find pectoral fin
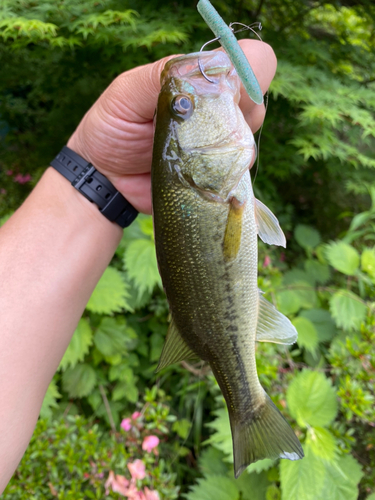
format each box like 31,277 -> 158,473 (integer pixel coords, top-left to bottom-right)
156,318 -> 197,372
255,199 -> 286,247
223,199 -> 245,261
256,290 -> 298,345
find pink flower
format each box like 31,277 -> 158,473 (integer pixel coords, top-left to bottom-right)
14,173 -> 31,184
6,170 -> 13,175
121,418 -> 132,431
132,411 -> 141,420
126,483 -> 146,499
142,435 -> 159,453
128,459 -> 146,480
105,471 -> 130,496
263,255 -> 271,267
144,487 -> 160,500
0,188 -> 6,195
142,436 -> 159,453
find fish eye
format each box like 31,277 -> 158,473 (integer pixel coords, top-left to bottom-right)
171,95 -> 193,118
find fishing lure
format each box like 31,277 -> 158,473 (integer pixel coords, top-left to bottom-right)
197,0 -> 264,105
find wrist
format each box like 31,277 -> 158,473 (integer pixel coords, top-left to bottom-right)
50,145 -> 138,228
43,166 -> 123,238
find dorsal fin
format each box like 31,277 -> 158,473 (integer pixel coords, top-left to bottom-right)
156,317 -> 197,372
256,290 -> 297,345
255,198 -> 286,247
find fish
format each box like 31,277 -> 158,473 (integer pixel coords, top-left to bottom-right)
151,50 -> 304,478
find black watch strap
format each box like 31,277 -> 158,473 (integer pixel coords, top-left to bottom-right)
50,146 -> 138,228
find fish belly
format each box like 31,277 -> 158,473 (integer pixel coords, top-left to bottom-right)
153,170 -> 263,415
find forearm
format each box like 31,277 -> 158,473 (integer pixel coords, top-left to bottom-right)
0,167 -> 122,491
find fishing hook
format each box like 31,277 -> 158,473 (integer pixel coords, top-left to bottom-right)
198,22 -> 263,85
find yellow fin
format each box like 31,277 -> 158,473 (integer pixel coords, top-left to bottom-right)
223,200 -> 245,261
156,317 -> 197,372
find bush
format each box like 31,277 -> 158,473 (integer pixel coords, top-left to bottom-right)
4,388 -> 180,499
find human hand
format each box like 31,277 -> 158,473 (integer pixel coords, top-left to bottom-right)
67,40 -> 277,214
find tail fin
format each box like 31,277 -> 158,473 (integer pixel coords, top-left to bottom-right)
231,392 -> 304,478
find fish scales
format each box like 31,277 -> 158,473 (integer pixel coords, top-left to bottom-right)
152,50 -> 304,477
155,170 -> 261,412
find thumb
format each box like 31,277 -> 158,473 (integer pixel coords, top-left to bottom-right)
99,54 -> 182,124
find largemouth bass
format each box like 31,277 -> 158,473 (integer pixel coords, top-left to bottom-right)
151,51 -> 304,477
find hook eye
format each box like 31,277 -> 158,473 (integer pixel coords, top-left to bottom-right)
171,95 -> 193,118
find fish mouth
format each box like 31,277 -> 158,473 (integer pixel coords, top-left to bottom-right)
190,132 -> 255,154
161,51 -> 235,91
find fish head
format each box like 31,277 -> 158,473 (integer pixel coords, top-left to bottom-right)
154,51 -> 256,200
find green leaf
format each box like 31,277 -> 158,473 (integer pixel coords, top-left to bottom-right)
330,290 -> 367,331
112,381 -> 138,403
124,238 -> 162,295
294,225 -> 321,249
361,247 -> 375,278
40,380 -> 61,419
325,242 -> 360,275
306,427 -> 337,461
59,318 -> 93,371
0,212 -> 12,226
266,484 -> 281,500
186,475 -> 240,500
275,289 -> 302,315
62,363 -> 97,398
280,444 -> 326,500
172,419 -> 191,439
86,267 -> 130,314
94,317 -> 132,357
300,309 -> 336,342
304,260 -> 331,285
322,454 -> 363,500
139,215 -> 154,237
287,369 -> 338,428
292,316 -> 319,353
247,458 -> 275,474
237,470 -> 270,500
199,447 -> 229,476
283,269 -> 315,286
206,408 -> 233,461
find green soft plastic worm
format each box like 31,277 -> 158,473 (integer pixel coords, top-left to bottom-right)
197,0 -> 263,105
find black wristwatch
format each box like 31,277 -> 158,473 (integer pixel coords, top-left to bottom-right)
50,146 -> 138,228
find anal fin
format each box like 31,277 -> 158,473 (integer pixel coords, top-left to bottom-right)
256,290 -> 298,345
156,318 -> 197,372
255,198 -> 286,247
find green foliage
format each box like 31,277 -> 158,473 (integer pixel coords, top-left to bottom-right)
86,266 -> 130,314
287,370 -> 338,428
5,390 -> 180,499
325,241 -> 360,275
291,317 -> 319,353
305,427 -> 337,461
280,444 -> 326,500
185,475 -> 240,500
40,379 -> 61,419
330,290 -> 367,331
294,225 -> 321,250
62,363 -> 97,398
59,318 -> 93,371
124,235 -> 162,296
